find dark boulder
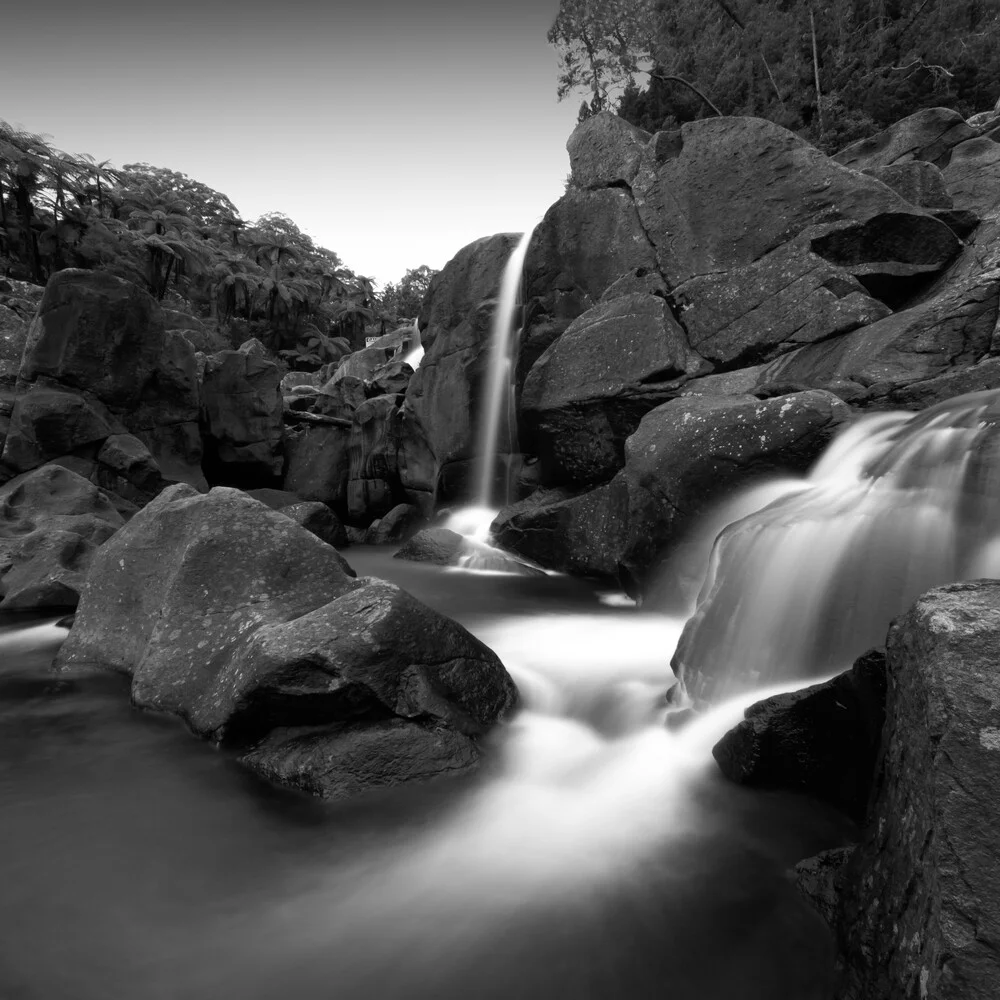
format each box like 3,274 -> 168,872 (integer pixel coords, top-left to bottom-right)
200,338 -> 284,484
0,465 -> 124,610
365,502 -> 424,545
283,421 -> 352,512
279,500 -> 348,548
712,649 -> 887,823
862,161 -> 953,209
347,395 -> 404,520
835,582 -> 1000,1000
55,486 -> 516,798
614,390 -> 850,589
833,107 -> 977,170
941,136 -> 1000,216
394,527 -> 467,566
566,110 -> 651,190
520,293 -> 709,486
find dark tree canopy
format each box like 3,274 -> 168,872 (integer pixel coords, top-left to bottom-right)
550,0 -> 1000,149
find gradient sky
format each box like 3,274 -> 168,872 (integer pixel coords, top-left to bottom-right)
0,0 -> 580,286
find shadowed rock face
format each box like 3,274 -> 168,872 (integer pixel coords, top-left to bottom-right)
55,485 -> 517,798
0,464 -> 124,610
833,582 -> 1000,1000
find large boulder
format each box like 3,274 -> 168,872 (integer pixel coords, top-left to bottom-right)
282,420 -> 352,512
566,111 -> 651,190
0,465 -> 124,610
278,500 -> 348,548
347,395 -> 404,520
941,136 -> 1000,217
490,484 -> 628,581
833,582 -> 1000,1000
614,391 -> 850,589
0,271 -> 204,491
712,649 -> 887,823
833,107 -> 978,171
55,486 -> 517,796
199,338 -> 283,484
631,117 -> 960,287
520,293 -> 709,486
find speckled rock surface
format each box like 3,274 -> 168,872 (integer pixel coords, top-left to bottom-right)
836,581 -> 1000,1000
612,390 -> 850,589
0,465 -> 124,610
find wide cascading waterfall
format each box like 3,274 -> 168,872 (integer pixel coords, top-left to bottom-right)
473,227 -> 535,510
675,389 -> 1000,705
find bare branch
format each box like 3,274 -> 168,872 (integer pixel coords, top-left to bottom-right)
647,72 -> 723,116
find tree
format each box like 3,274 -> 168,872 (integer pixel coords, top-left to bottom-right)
380,264 -> 438,320
550,0 -> 1000,150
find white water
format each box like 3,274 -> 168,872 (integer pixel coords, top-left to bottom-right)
474,228 -> 535,507
677,390 -> 1000,702
401,315 -> 424,368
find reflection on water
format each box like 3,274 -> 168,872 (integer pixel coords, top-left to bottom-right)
0,553 -> 849,1000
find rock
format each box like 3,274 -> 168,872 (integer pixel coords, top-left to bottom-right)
794,847 -> 855,930
365,502 -> 424,545
347,395 -> 403,520
679,365 -> 770,397
55,484 -> 517,797
200,338 -> 284,484
161,308 -> 229,354
521,293 -> 709,486
0,465 -> 124,610
758,272 -> 999,397
566,110 -> 651,189
674,238 -> 892,369
95,433 -> 163,501
241,717 -> 480,800
712,649 -> 887,823
365,359 -> 413,398
1,385 -> 120,473
399,233 -> 520,503
862,161 -> 953,208
615,391 -> 850,590
330,345 -> 392,384
313,374 -> 366,420
490,484 -> 628,581
942,136 -> 1000,216
17,269 -> 165,410
631,116 -> 959,287
833,107 -> 977,170
280,371 -> 323,392
394,527 -> 467,565
0,303 -> 27,390
282,421 -> 352,512
245,487 -> 301,509
836,581 -> 1000,1000
278,500 -> 348,548
885,356 -> 1000,410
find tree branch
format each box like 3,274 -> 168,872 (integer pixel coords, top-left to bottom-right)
648,72 -> 723,117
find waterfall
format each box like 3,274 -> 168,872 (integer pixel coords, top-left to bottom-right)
473,228 -> 535,509
675,389 -> 1000,704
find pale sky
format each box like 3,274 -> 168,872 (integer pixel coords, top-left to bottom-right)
0,0 -> 580,288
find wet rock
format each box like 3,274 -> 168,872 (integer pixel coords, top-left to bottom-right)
394,527 -> 466,565
0,465 -> 124,610
330,345 -> 392,384
241,717 -> 480,800
521,293 -> 709,486
278,500 -> 348,548
614,390 -> 850,590
347,395 -> 403,520
794,847 -> 855,929
365,502 -> 424,545
837,581 -> 1000,1000
567,110 -> 651,190
55,486 -> 516,800
712,649 -> 887,823
490,484 -> 628,582
200,338 -> 284,484
885,357 -> 1000,410
365,359 -> 413,398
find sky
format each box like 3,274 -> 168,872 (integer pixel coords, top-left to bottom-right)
0,0 -> 580,287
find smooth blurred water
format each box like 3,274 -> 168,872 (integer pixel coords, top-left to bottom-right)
0,553 -> 849,1000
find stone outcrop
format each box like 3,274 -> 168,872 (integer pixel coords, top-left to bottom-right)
55,486 -> 517,797
0,464 -> 123,609
612,390 -> 850,589
823,582 -> 1000,1000
0,270 -> 204,492
713,649 -> 887,823
520,293 -> 709,486
278,500 -> 348,548
398,233 -> 520,505
200,338 -> 283,484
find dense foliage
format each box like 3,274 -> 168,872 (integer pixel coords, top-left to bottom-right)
0,121 -> 431,365
549,0 -> 1000,149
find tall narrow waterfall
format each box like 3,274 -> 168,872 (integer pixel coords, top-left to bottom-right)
675,389 -> 1000,704
473,228 -> 535,508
